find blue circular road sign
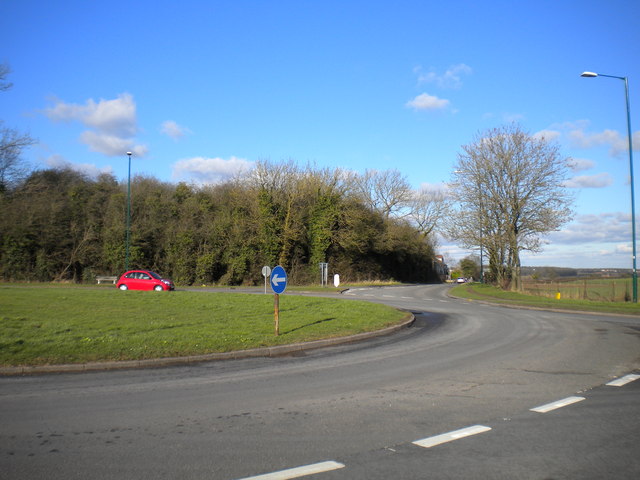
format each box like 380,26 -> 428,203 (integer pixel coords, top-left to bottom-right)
270,265 -> 288,294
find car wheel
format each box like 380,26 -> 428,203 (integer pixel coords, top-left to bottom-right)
119,284 -> 128,290
154,285 -> 164,291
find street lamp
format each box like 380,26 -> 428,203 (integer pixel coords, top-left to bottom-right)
125,151 -> 132,272
581,71 -> 637,302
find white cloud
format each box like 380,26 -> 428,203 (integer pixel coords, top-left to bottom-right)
539,120 -> 639,158
79,131 -> 148,157
568,128 -> 629,156
406,93 -> 450,111
567,157 -> 595,172
549,212 -> 631,245
416,64 -> 472,89
43,93 -> 147,157
45,154 -> 113,178
447,210 -> 637,268
172,156 -> 254,184
564,172 -> 613,188
519,212 -> 635,268
533,129 -> 561,142
161,120 -> 191,140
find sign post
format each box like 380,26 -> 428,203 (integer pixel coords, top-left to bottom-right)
319,262 -> 328,287
261,266 -> 271,294
270,265 -> 287,336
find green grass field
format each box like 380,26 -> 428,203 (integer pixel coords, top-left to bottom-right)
0,286 -> 408,367
451,282 -> 640,315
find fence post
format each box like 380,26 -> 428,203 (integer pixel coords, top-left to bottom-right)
612,281 -> 616,302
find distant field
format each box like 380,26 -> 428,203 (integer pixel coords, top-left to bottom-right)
0,286 -> 408,367
522,277 -> 633,302
452,282 -> 640,315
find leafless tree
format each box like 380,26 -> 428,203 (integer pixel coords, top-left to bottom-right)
0,63 -> 35,190
448,124 -> 574,290
0,64 -> 13,91
407,187 -> 450,237
352,169 -> 413,219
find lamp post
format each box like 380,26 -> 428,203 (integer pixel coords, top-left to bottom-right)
581,71 -> 637,302
125,151 -> 132,272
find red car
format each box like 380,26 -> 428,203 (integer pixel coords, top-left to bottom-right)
116,270 -> 175,291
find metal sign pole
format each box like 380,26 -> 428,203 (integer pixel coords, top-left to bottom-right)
262,266 -> 271,294
274,293 -> 280,336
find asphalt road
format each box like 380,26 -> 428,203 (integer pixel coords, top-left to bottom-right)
1,284 -> 639,479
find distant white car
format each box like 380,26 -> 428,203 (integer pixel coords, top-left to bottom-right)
456,277 -> 466,283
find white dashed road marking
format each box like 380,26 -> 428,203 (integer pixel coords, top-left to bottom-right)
413,425 -> 492,449
237,461 -> 345,480
606,374 -> 640,387
530,396 -> 585,413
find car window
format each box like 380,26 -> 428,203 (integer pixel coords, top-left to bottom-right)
141,273 -> 151,280
149,271 -> 162,279
125,272 -> 135,278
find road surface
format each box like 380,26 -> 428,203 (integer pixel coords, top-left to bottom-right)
1,284 -> 638,479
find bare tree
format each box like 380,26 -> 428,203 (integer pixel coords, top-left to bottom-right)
407,187 -> 450,237
0,64 -> 13,91
448,124 -> 574,289
0,63 -> 35,190
352,169 -> 413,219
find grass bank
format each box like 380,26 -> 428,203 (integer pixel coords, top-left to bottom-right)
0,286 -> 408,367
450,282 -> 640,316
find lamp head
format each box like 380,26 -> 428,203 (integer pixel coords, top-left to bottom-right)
126,151 -> 132,156
581,71 -> 598,78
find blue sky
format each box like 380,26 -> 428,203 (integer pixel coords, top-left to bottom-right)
2,0 -> 639,269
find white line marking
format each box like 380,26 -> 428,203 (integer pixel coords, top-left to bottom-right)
530,396 -> 585,413
238,461 -> 345,480
401,296 -> 413,299
606,374 -> 640,387
413,425 -> 492,449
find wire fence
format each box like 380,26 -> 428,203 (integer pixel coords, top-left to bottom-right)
521,278 -> 633,302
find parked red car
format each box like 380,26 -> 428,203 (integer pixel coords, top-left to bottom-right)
116,270 -> 175,291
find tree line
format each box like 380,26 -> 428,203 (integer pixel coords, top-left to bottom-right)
0,161 -> 442,285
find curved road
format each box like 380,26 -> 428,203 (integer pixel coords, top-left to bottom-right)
1,284 -> 639,479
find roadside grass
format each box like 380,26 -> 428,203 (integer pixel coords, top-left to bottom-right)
0,286 -> 408,367
451,283 -> 640,316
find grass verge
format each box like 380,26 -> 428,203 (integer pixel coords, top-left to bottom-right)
450,283 -> 640,316
0,286 -> 407,367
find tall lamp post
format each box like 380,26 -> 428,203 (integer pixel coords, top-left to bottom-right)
125,151 -> 132,272
581,71 -> 637,302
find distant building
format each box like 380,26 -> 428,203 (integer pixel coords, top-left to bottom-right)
434,255 -> 450,282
